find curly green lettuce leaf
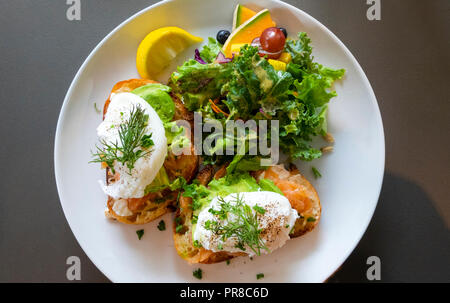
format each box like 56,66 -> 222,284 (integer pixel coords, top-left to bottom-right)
285,32 -> 315,72
223,45 -> 293,119
293,67 -> 345,107
223,45 -> 263,118
199,37 -> 222,63
170,60 -> 232,110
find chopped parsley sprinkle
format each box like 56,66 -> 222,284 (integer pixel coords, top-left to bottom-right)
256,273 -> 264,280
175,217 -> 184,233
94,103 -> 101,114
193,268 -> 203,280
289,226 -> 295,234
193,240 -> 202,248
312,167 -> 322,179
226,260 -> 230,265
176,224 -> 183,233
285,224 -> 290,229
157,220 -> 166,231
136,229 -> 144,240
141,134 -> 154,148
253,204 -> 266,215
307,217 -> 316,222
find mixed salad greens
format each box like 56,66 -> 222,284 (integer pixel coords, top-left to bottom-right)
170,32 -> 345,169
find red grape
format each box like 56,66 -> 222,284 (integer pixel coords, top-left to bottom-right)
252,37 -> 283,59
260,27 -> 286,53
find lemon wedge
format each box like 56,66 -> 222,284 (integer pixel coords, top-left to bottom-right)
136,27 -> 203,79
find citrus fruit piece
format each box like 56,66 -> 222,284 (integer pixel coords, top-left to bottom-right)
136,27 -> 203,79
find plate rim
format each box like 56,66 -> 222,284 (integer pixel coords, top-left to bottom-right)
54,0 -> 385,283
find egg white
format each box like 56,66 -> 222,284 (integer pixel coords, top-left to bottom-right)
194,191 -> 299,256
97,92 -> 167,199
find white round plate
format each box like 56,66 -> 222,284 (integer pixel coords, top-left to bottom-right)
55,0 -> 384,283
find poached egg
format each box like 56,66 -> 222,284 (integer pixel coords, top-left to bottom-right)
193,191 -> 299,256
97,92 -> 167,200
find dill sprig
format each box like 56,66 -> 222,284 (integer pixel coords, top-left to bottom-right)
90,105 -> 154,174
204,194 -> 269,256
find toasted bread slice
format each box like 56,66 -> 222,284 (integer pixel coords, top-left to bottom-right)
173,165 -> 245,263
173,164 -> 321,263
102,79 -> 198,224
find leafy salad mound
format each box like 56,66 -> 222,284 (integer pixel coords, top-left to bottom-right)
170,33 -> 345,167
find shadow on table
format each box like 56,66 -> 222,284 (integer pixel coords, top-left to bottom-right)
329,172 -> 450,283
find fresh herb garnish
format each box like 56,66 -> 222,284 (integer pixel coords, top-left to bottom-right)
182,182 -> 210,211
203,194 -> 269,256
193,240 -> 202,248
289,226 -> 295,234
90,105 -> 152,174
136,229 -> 144,240
256,273 -> 264,280
175,217 -> 183,233
252,204 -> 266,215
193,268 -> 203,280
312,167 -> 322,179
94,102 -> 101,114
157,220 -> 166,231
307,217 -> 316,222
226,260 -> 230,265
141,134 -> 154,148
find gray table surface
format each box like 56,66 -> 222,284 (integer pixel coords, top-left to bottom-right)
0,0 -> 449,283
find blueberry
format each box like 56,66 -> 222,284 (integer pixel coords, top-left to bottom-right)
216,30 -> 231,45
279,27 -> 288,38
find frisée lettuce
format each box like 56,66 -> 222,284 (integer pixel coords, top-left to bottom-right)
170,32 -> 345,164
